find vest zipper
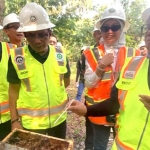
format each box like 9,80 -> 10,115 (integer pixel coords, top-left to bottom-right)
42,65 -> 51,128
136,112 -> 150,150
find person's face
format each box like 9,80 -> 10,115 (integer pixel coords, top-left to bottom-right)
25,29 -> 51,54
93,30 -> 101,44
140,46 -> 147,56
101,19 -> 121,45
145,16 -> 150,53
49,36 -> 57,46
3,23 -> 24,42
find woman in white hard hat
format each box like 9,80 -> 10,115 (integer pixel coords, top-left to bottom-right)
7,2 -> 70,139
69,6 -> 150,150
69,5 -> 139,150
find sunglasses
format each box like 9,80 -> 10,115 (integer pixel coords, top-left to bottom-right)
100,24 -> 121,32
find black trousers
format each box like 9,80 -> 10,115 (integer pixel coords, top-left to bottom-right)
24,120 -> 66,139
0,120 -> 11,141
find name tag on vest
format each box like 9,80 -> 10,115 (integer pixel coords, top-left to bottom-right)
124,71 -> 135,79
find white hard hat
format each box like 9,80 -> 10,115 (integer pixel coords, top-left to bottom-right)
0,25 -> 2,29
17,2 -> 55,32
57,42 -> 62,47
93,26 -> 99,32
142,8 -> 150,24
95,5 -> 129,32
138,41 -> 145,48
3,13 -> 19,28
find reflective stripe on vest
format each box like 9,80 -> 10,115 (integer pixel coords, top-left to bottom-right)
0,102 -> 9,114
15,47 -> 31,92
6,43 -> 17,56
113,135 -> 133,150
18,100 -> 68,117
122,56 -> 145,79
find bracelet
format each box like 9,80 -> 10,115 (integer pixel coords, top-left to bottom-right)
97,65 -> 105,72
11,118 -> 19,124
99,61 -> 106,67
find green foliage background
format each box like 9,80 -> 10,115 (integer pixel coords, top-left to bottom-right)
0,0 -> 148,61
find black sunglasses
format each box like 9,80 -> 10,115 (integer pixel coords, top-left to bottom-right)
100,24 -> 121,32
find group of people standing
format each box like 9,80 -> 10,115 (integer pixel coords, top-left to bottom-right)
70,4 -> 150,150
1,2 -> 150,150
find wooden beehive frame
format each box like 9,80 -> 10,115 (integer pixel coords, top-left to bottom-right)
2,128 -> 74,150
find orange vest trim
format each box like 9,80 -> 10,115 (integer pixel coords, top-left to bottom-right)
84,45 -> 138,125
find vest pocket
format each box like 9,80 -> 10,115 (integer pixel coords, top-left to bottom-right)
18,69 -> 33,79
116,79 -> 137,90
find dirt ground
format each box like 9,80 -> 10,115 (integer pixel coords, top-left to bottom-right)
66,80 -> 114,150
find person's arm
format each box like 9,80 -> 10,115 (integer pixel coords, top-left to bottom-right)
7,57 -> 23,130
9,83 -> 23,130
87,83 -> 119,116
64,57 -> 71,88
68,80 -> 119,116
84,53 -> 114,88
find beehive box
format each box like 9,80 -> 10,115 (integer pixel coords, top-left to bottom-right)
0,129 -> 73,150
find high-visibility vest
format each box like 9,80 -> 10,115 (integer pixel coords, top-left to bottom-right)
84,44 -> 138,125
112,56 -> 150,150
10,45 -> 68,129
0,42 -> 16,124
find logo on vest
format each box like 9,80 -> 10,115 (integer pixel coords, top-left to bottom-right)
15,55 -> 24,65
124,71 -> 135,79
56,52 -> 64,62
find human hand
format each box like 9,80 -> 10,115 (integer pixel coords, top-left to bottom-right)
98,53 -> 114,67
76,82 -> 79,88
68,100 -> 87,116
11,121 -> 23,131
139,94 -> 150,111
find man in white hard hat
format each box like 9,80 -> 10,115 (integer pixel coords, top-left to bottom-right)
49,35 -> 57,46
7,2 -> 70,139
2,13 -> 24,47
138,41 -> 147,56
0,24 -> 17,140
68,6 -> 150,150
93,27 -> 102,47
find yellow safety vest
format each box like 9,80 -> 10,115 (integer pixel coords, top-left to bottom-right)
10,45 -> 68,129
112,56 -> 150,150
0,42 -> 16,124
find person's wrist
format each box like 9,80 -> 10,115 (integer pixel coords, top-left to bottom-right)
99,61 -> 106,68
11,118 -> 19,124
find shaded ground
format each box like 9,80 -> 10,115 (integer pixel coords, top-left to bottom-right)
66,80 -> 114,150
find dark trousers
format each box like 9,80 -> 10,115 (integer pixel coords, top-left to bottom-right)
24,120 -> 66,139
0,120 -> 11,141
91,123 -> 111,150
85,117 -> 94,150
